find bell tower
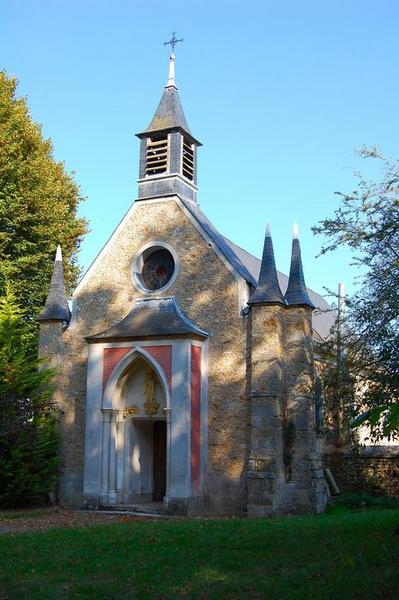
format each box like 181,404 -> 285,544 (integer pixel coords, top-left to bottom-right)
136,47 -> 201,203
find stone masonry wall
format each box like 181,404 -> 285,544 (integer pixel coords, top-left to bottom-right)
38,321 -> 78,502
57,196 -> 249,513
247,305 -> 285,517
247,305 -> 327,516
281,307 -> 326,514
324,453 -> 399,498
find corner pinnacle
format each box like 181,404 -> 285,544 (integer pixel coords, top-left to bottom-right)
284,224 -> 315,309
248,223 -> 285,306
37,246 -> 71,323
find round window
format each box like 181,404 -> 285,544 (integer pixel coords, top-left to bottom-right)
132,244 -> 177,292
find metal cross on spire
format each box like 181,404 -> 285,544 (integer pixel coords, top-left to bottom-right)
164,31 -> 183,52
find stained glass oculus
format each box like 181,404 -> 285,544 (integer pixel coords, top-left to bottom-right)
141,248 -> 175,291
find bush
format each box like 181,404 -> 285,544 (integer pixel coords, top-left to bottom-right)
333,492 -> 399,510
0,414 -> 59,507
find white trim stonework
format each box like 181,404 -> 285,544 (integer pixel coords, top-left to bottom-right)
82,339 -> 208,513
199,338 -> 209,492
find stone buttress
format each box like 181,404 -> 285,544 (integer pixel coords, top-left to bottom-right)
247,225 -> 327,516
37,246 -> 79,503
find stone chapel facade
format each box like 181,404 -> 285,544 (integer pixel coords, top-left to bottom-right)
38,52 -> 333,516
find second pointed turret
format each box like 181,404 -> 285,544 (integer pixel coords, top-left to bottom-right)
284,224 -> 315,309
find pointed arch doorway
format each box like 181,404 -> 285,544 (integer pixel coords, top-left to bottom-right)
99,348 -> 170,506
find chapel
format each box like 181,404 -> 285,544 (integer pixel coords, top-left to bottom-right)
38,50 -> 334,516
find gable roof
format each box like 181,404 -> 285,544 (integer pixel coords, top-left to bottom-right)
75,194 -> 335,340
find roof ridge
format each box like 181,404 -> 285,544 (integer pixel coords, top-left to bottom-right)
178,197 -> 257,286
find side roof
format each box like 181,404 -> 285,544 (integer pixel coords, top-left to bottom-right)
179,197 -> 257,286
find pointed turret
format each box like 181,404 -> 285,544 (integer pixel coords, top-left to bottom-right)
248,224 -> 285,306
284,224 -> 315,309
136,51 -> 201,203
38,245 -> 71,323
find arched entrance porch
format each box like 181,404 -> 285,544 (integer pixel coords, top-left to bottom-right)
99,348 -> 170,506
83,336 -> 207,514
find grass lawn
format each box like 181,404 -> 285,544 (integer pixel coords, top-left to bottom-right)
0,509 -> 398,599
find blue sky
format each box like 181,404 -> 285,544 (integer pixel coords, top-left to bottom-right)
2,0 -> 398,299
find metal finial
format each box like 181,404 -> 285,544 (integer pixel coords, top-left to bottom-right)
164,31 -> 183,52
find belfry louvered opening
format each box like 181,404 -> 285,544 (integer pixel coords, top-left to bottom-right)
145,134 -> 168,176
182,137 -> 194,181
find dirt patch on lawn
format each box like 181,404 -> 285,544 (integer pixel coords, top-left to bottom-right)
0,506 -> 160,534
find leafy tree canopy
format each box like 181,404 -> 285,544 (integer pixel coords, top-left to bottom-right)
313,146 -> 399,441
0,70 -> 87,324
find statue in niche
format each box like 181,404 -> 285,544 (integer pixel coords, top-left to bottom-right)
144,369 -> 159,416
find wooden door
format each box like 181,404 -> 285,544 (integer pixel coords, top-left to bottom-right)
153,421 -> 166,501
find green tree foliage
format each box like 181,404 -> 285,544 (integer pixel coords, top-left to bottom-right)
0,70 -> 87,325
0,284 -> 59,507
313,147 -> 399,440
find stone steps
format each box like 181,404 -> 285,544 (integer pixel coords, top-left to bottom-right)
97,502 -> 165,516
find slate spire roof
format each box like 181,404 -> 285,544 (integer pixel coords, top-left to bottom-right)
38,245 -> 71,322
248,224 -> 285,306
284,224 -> 315,309
136,52 -> 200,145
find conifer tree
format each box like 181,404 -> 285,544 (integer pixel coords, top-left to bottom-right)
0,284 -> 59,507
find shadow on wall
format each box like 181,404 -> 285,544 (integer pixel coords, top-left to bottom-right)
64,263 -> 252,511
55,282 -> 124,504
56,265 -> 321,510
